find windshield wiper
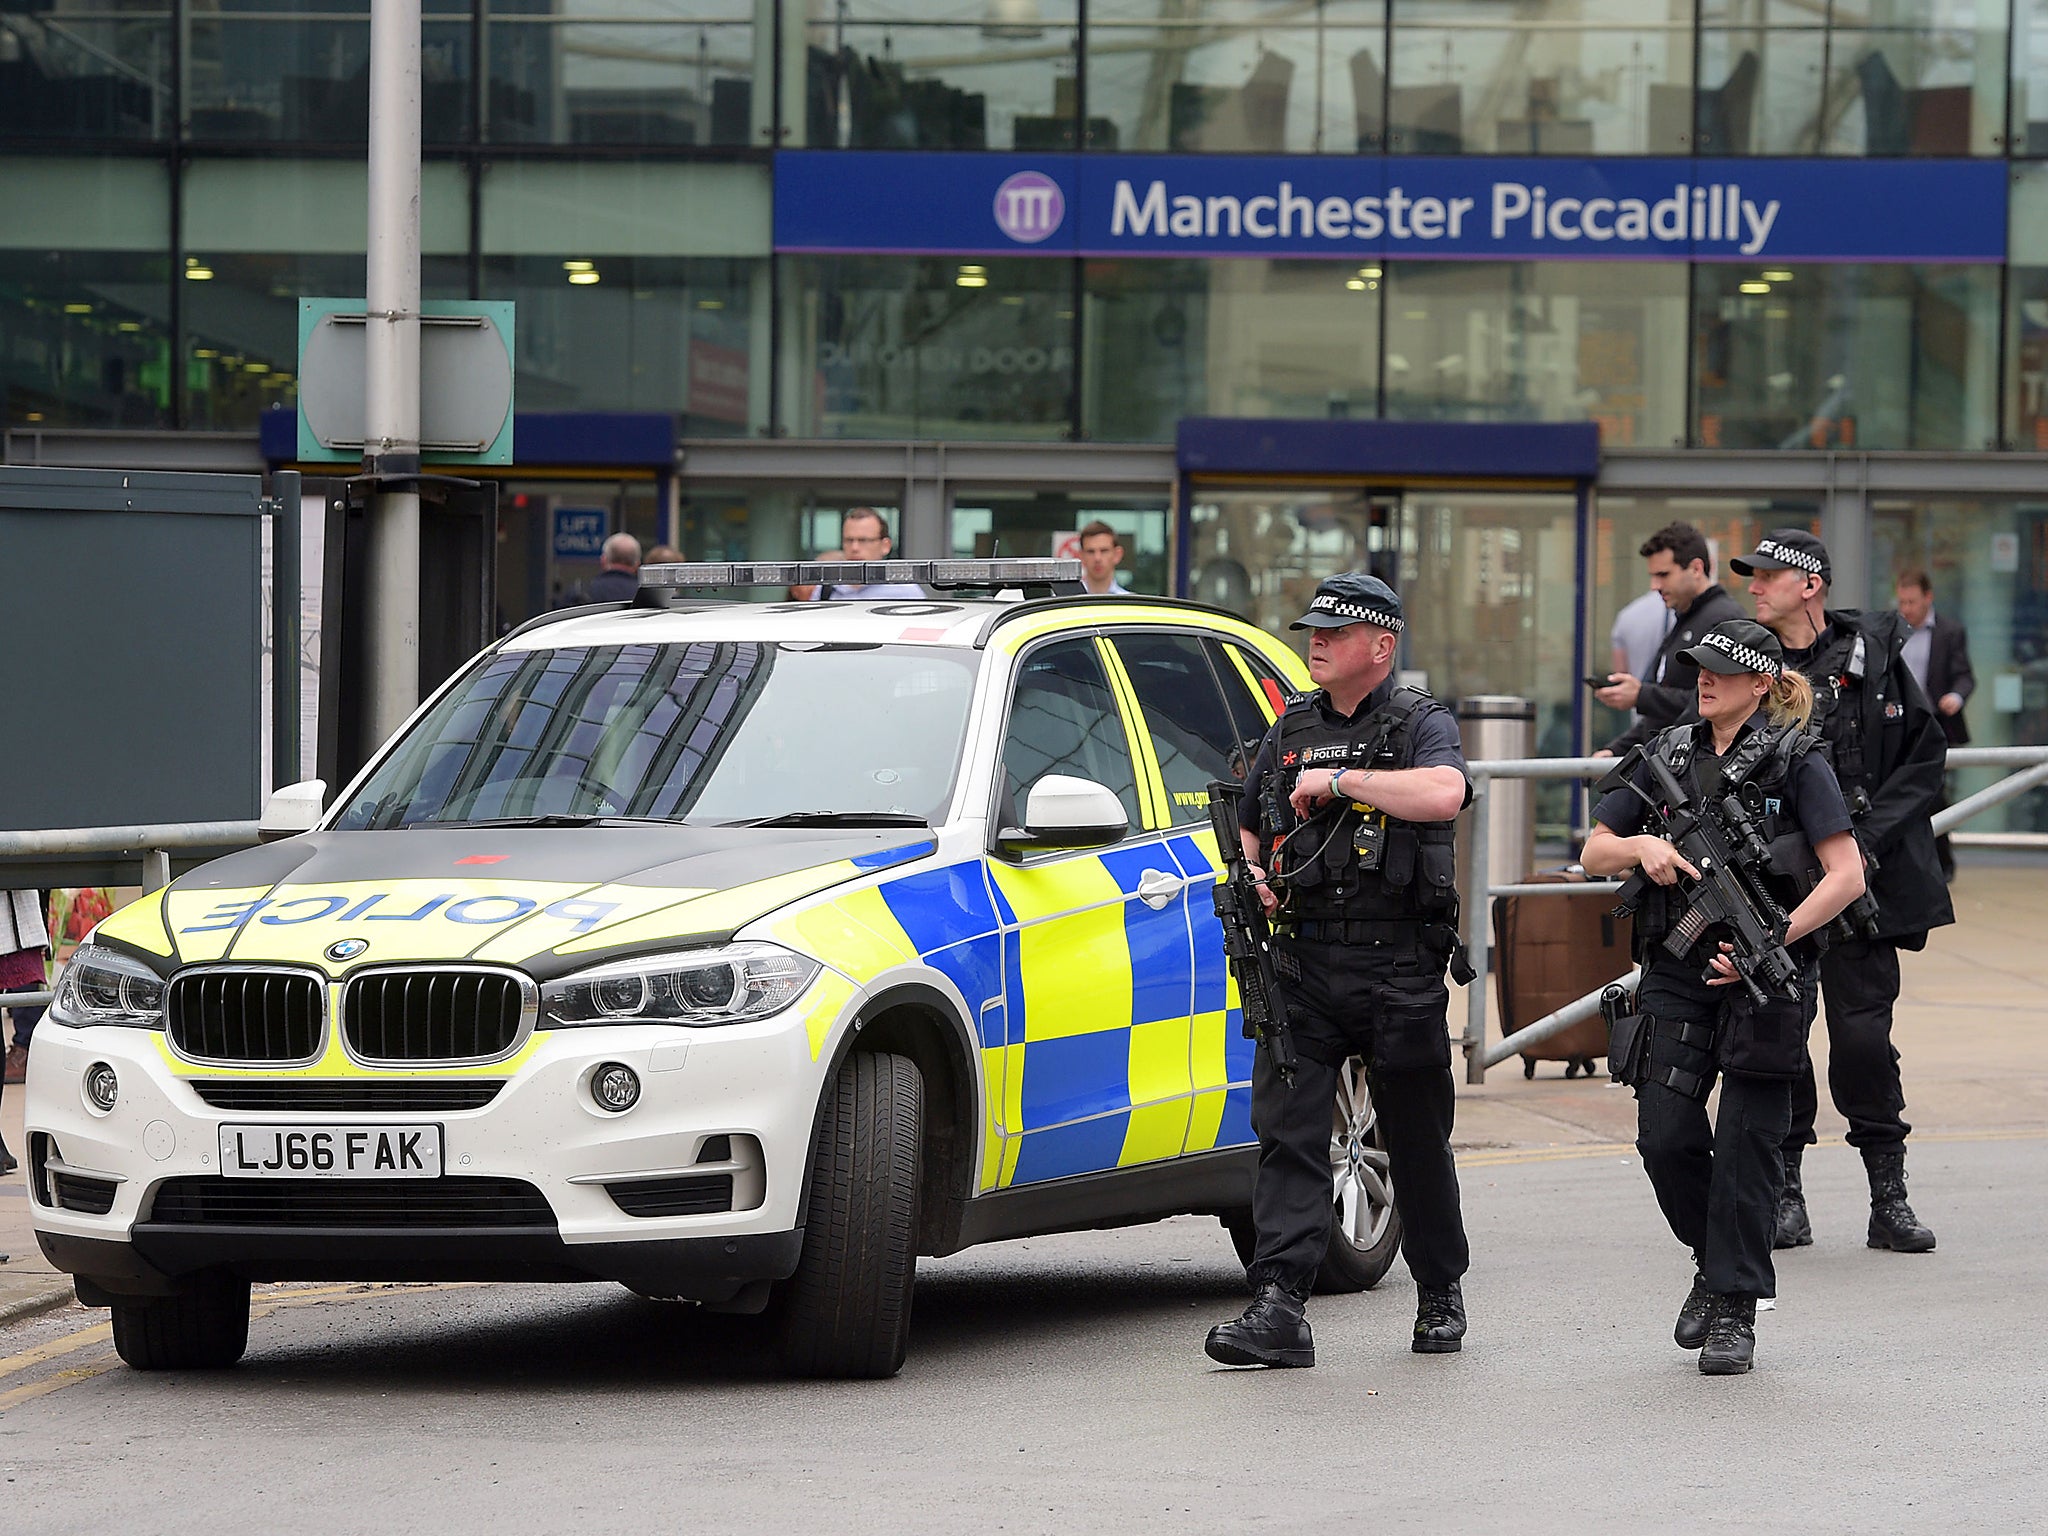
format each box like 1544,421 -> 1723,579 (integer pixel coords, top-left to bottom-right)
734,811 -> 931,829
421,814 -> 680,830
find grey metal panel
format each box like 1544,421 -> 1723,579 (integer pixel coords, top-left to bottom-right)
676,438 -> 1177,488
3,429 -> 267,475
0,468 -> 264,834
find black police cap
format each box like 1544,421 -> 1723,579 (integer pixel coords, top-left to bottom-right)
1730,528 -> 1831,583
1290,572 -> 1405,633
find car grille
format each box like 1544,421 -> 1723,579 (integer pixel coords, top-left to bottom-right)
343,970 -> 527,1062
190,1080 -> 505,1113
605,1174 -> 736,1219
146,1176 -> 554,1228
167,970 -> 323,1063
51,1171 -> 119,1215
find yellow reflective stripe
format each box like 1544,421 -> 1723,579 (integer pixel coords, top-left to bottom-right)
1185,1088 -> 1227,1153
1224,644 -> 1280,724
1119,1098 -> 1193,1166
551,863 -> 862,956
1189,1007 -> 1229,1092
1096,637 -> 1169,831
767,886 -> 916,985
1128,1017 -> 1193,1103
801,971 -> 858,1060
991,606 -> 1303,669
96,889 -> 174,957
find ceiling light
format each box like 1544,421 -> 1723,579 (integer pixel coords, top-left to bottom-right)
1360,266 -> 1382,279
184,265 -> 214,281
194,348 -> 218,359
245,361 -> 269,373
1740,281 -> 1771,294
1346,277 -> 1367,291
568,271 -> 601,285
563,259 -> 595,272
117,321 -> 143,332
1760,269 -> 1794,283
695,297 -> 725,309
63,302 -> 93,314
955,273 -> 988,288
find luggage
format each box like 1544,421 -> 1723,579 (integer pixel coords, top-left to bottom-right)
1491,868 -> 1635,1079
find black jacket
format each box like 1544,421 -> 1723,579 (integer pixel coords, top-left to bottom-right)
1603,582 -> 1747,755
1922,613 -> 1976,747
1787,609 -> 1955,944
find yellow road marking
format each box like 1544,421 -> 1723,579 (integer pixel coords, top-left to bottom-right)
0,1321 -> 114,1379
0,1358 -> 120,1411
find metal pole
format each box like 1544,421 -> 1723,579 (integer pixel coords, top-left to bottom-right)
1932,757 -> 2048,834
269,469 -> 303,789
1462,770 -> 1492,1084
362,0 -> 423,748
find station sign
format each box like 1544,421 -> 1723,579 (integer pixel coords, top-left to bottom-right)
775,152 -> 2008,265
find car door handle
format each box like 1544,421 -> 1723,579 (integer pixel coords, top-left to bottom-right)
1137,869 -> 1189,910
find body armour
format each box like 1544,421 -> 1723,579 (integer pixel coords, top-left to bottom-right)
1803,625 -> 1877,804
1626,717 -> 1826,968
1261,686 -> 1460,926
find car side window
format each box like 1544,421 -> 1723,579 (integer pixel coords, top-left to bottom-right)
1209,639 -> 1290,758
1001,638 -> 1144,832
1109,631 -> 1246,825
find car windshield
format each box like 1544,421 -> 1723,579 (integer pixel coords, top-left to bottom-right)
333,641 -> 980,830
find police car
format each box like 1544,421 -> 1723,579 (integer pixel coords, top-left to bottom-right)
26,559 -> 1403,1378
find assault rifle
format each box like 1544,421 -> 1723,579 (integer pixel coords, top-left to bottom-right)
1205,780 -> 1299,1085
1718,778 -> 1882,944
1606,751 -> 1803,1006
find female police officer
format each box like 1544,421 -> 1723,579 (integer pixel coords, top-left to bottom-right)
1582,618 -> 1865,1375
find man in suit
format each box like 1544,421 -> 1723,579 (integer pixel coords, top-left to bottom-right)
1895,569 -> 1974,882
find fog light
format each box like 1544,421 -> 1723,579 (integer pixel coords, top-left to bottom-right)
85,1062 -> 119,1112
592,1062 -> 640,1113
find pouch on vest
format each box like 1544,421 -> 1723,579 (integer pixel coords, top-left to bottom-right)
1419,839 -> 1457,905
1382,826 -> 1418,888
1717,988 -> 1808,1079
1372,973 -> 1453,1073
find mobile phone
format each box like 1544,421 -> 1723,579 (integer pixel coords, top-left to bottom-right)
1583,674 -> 1616,689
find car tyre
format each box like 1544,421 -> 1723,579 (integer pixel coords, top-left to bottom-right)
109,1275 -> 251,1370
1222,1056 -> 1403,1295
774,1050 -> 923,1379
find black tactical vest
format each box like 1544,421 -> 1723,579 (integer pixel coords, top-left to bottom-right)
1800,625 -> 1874,794
1627,716 -> 1825,965
1261,686 -> 1460,925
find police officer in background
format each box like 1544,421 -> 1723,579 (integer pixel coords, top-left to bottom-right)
1205,574 -> 1475,1369
1732,529 -> 1951,1254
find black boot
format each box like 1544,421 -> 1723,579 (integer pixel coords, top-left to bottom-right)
1413,1281 -> 1466,1354
1674,1272 -> 1714,1350
1206,1282 -> 1314,1368
1698,1295 -> 1757,1376
1773,1150 -> 1813,1249
1863,1146 -> 1936,1253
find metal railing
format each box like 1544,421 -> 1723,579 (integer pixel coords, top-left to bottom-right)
3,748 -> 2047,1041
1459,744 -> 2048,1083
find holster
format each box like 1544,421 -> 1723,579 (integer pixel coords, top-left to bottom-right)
1603,982 -> 1649,1087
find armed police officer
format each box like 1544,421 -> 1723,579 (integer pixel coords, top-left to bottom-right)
1733,530 -> 1950,1254
1205,574 -> 1475,1369
1584,619 -> 1867,1374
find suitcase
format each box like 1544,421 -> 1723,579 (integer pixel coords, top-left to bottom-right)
1491,868 -> 1635,1079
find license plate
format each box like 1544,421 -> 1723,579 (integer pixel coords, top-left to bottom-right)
217,1124 -> 443,1179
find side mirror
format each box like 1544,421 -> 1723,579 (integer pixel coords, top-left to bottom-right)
259,779 -> 328,842
998,774 -> 1128,856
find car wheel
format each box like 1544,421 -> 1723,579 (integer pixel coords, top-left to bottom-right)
1220,1058 -> 1403,1294
109,1275 -> 251,1370
1317,1057 -> 1403,1292
774,1050 -> 923,1379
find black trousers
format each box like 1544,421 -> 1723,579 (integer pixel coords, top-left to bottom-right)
1787,938 -> 1911,1154
1246,938 -> 1469,1295
1633,965 -> 1815,1299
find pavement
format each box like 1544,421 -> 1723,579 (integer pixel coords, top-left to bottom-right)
3,857 -> 2045,1332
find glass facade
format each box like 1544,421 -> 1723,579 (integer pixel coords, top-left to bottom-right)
2,0 -> 2047,443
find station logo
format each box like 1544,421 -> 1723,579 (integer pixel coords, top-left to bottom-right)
994,171 -> 1064,244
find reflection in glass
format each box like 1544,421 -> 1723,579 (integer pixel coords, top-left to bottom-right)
0,2 -> 172,139
1817,28 -> 1999,156
1187,488 -> 1395,647
184,0 -> 472,142
782,255 -> 1073,438
0,250 -> 172,427
2014,0 -> 2048,153
1696,27 -> 1823,152
1382,261 -> 1688,445
1082,259 -> 1379,442
1870,498 -> 2048,832
1389,4 -> 1693,155
182,253 -> 469,429
486,0 -> 753,146
1694,263 -> 1999,450
801,7 -> 1079,150
2009,264 -> 2048,450
1087,2 -> 1383,154
484,254 -> 759,426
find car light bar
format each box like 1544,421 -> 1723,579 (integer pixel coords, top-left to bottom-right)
637,558 -> 1083,592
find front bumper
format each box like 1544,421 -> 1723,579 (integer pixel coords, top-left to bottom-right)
24,1003 -> 841,1302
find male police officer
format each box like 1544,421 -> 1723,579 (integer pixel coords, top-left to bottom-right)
1205,574 -> 1474,1368
1733,529 -> 1950,1253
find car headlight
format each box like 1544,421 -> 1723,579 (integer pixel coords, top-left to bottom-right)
51,945 -> 167,1030
540,942 -> 821,1029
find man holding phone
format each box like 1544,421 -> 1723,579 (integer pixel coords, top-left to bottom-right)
1593,522 -> 1744,756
